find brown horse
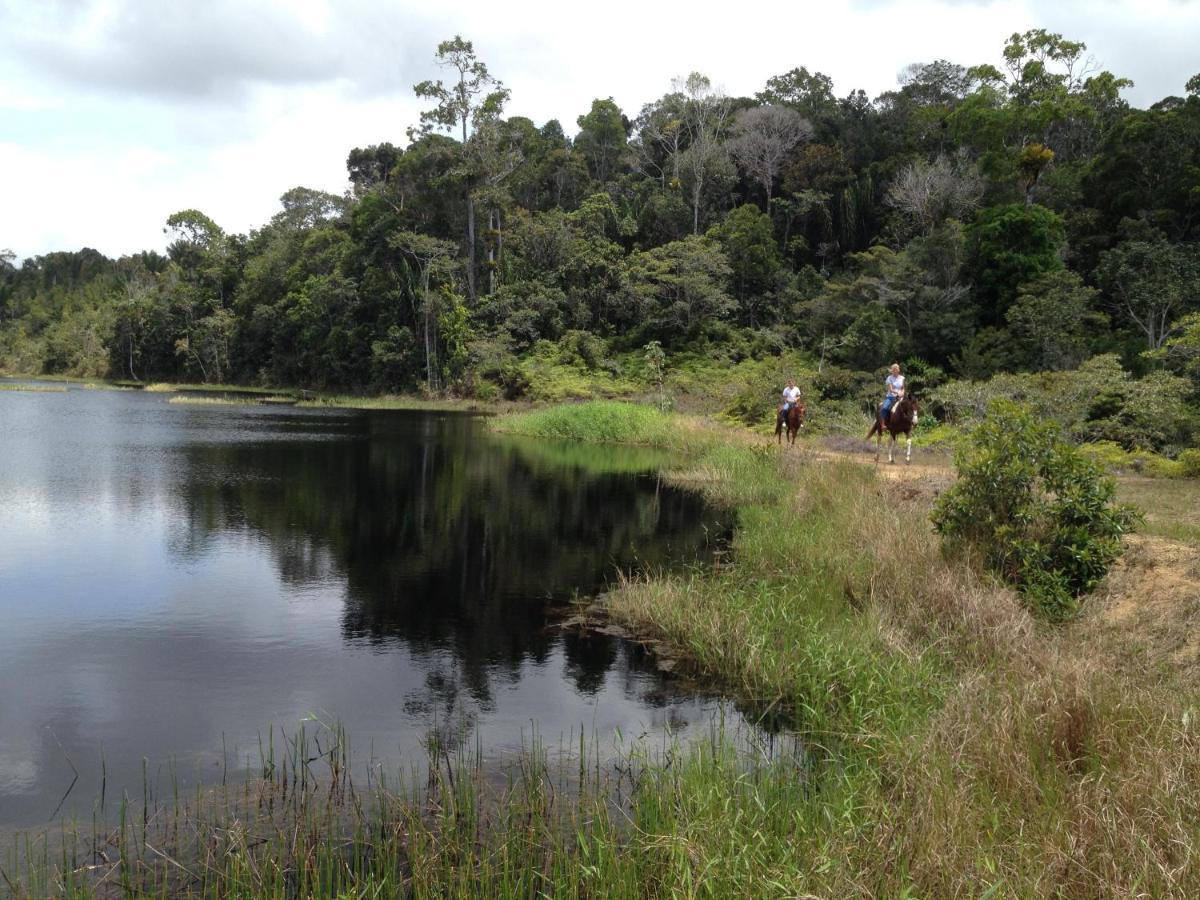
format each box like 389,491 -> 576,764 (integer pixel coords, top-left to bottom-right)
866,395 -> 919,463
776,402 -> 806,445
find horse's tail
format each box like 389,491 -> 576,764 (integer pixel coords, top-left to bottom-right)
866,418 -> 880,439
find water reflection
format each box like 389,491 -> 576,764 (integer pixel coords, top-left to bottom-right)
0,390 -> 736,828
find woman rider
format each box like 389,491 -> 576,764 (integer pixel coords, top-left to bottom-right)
778,378 -> 802,428
880,363 -> 905,422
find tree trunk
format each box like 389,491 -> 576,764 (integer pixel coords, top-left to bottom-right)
461,111 -> 477,303
465,188 -> 477,302
422,269 -> 435,391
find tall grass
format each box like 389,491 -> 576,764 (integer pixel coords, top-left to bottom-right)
6,720 -> 824,899
490,400 -> 716,451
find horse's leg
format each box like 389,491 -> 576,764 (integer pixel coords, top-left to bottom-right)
888,433 -> 895,464
905,433 -> 912,464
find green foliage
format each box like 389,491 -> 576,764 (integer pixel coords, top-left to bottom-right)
707,204 -> 782,325
1148,312 -> 1200,378
1005,270 -> 1105,371
624,235 -> 735,344
932,401 -> 1138,620
1179,449 -> 1200,479
492,400 -> 704,450
1097,227 -> 1200,350
3,27 -> 1196,446
966,203 -> 1065,322
574,98 -> 629,183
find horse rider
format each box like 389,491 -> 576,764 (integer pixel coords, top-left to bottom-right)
880,363 -> 905,422
779,378 -> 802,428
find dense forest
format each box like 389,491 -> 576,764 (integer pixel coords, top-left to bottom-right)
2,30 -> 1198,452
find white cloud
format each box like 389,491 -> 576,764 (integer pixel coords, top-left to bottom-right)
1,0 -> 1196,260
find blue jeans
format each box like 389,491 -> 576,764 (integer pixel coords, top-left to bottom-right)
881,395 -> 897,419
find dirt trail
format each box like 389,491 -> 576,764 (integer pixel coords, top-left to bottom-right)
1085,534 -> 1200,674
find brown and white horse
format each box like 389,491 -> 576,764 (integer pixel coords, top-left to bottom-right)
866,395 -> 919,464
776,402 -> 806,446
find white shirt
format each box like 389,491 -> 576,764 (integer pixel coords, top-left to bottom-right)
885,374 -> 905,397
782,386 -> 802,403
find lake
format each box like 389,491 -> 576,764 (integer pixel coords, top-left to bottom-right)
0,385 -> 740,829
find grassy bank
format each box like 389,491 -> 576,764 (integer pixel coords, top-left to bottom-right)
490,400 -> 1200,896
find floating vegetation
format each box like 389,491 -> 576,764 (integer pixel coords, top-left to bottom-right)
0,383 -> 68,392
167,395 -> 257,406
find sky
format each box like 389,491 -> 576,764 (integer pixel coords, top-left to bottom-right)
1,0 -> 1197,262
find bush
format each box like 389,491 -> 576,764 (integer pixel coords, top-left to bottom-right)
932,401 -> 1139,621
1180,449 -> 1200,479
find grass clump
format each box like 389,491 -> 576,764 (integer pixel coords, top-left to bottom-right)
0,382 -> 68,392
491,400 -> 714,451
167,395 -> 257,406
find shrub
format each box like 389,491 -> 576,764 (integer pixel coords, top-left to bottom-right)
932,401 -> 1139,621
1180,449 -> 1200,479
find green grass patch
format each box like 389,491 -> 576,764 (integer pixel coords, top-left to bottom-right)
167,394 -> 259,406
491,400 -> 716,452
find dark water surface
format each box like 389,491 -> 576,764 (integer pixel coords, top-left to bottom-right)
0,386 -> 739,828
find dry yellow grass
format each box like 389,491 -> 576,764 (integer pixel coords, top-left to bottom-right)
606,435 -> 1200,897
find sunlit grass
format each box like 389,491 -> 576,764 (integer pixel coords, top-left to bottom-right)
0,382 -> 68,392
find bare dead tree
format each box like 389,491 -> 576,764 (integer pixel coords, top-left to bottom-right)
728,106 -> 813,208
885,151 -> 983,238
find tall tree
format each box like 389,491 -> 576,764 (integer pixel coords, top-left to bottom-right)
574,98 -> 628,184
390,231 -> 459,390
675,72 -> 732,234
728,105 -> 812,208
414,36 -> 510,302
1097,227 -> 1200,350
885,151 -> 983,238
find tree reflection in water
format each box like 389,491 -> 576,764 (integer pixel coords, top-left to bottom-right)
171,410 -> 731,709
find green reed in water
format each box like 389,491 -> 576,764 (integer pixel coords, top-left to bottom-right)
5,718 -> 815,899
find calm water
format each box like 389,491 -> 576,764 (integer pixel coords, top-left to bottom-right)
0,385 -> 738,828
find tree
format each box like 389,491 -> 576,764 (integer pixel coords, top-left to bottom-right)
346,143 -> 403,196
271,187 -> 349,231
1097,227 -> 1200,350
629,91 -> 688,189
1081,96 -> 1200,244
414,35 -> 510,302
675,73 -> 732,234
624,235 -> 734,342
885,151 -> 983,238
707,204 -> 780,325
574,98 -> 628,184
728,105 -> 812,208
1006,270 -> 1105,370
755,67 -> 839,140
950,29 -> 1132,199
966,202 -> 1065,323
390,231 -> 459,390
1149,312 -> 1200,378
